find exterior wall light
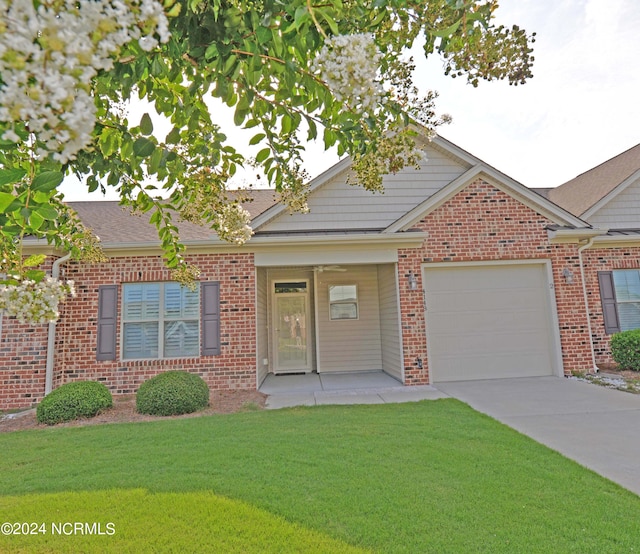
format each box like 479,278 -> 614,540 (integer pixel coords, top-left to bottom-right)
408,271 -> 418,290
562,267 -> 575,285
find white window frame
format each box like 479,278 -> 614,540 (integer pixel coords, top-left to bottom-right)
328,284 -> 359,321
121,282 -> 200,360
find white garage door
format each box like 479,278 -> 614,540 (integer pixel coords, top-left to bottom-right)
423,263 -> 559,382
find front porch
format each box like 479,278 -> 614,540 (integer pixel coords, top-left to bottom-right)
259,370 -> 444,409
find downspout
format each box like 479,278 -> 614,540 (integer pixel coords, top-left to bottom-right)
45,252 -> 72,395
577,237 -> 598,373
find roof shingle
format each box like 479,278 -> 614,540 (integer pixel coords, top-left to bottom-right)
548,143 -> 640,216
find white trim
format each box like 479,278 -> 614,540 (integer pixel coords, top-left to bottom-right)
271,278 -> 312,374
421,259 -> 564,380
582,168 -> 640,219
254,247 -> 400,267
393,262 -> 406,383
547,228 -> 608,243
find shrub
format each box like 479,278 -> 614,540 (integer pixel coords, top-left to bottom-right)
36,381 -> 113,425
610,329 -> 640,371
136,371 -> 209,416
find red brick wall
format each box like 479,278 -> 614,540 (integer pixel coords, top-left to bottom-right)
582,246 -> 640,367
397,179 -> 594,382
1,253 -> 256,409
0,258 -> 53,410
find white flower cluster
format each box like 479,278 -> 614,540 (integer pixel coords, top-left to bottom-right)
0,0 -> 170,163
216,204 -> 254,245
0,276 -> 76,324
311,33 -> 384,115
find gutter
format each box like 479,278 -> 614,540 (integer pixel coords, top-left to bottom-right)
577,238 -> 598,373
45,252 -> 71,395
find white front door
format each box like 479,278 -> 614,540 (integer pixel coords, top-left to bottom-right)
273,281 -> 311,374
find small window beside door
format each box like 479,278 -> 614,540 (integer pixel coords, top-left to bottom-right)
329,285 -> 358,320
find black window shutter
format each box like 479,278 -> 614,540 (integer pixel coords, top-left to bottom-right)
598,271 -> 621,334
201,282 -> 221,356
97,285 -> 117,361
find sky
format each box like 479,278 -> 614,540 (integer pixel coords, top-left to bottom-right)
60,0 -> 640,200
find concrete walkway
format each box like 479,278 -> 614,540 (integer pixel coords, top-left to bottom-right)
434,376 -> 640,497
261,371 -> 447,409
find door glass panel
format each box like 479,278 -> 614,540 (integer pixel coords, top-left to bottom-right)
276,295 -> 307,369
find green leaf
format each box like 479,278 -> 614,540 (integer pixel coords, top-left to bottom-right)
255,147 -> 270,163
431,19 -> 462,38
149,147 -> 164,174
34,205 -> 59,220
24,269 -> 46,282
29,210 -> 45,231
23,254 -> 47,268
315,8 -> 339,35
140,113 -> 154,136
32,171 -> 64,192
133,137 -> 156,158
249,133 -> 265,146
0,168 -> 26,186
166,127 -> 181,144
0,192 -> 15,212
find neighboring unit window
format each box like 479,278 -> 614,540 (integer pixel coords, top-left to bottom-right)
329,285 -> 358,320
612,270 -> 640,331
122,283 -> 199,359
598,270 -> 640,334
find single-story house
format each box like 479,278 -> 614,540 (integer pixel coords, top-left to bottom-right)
2,135 -> 639,410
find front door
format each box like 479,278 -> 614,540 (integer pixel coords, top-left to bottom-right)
273,281 -> 311,374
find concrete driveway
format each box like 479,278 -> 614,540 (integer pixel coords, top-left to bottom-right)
434,376 -> 640,497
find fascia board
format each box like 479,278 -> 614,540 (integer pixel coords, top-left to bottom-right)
98,231 -> 429,257
547,228 -> 608,244
581,168 -> 640,219
590,233 -> 640,249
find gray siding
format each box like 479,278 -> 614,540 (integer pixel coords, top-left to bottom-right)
261,143 -> 469,232
316,265 -> 382,372
587,176 -> 640,227
377,264 -> 402,380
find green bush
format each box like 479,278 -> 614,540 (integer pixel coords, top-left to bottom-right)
136,371 -> 209,416
37,381 -> 113,425
610,329 -> 640,371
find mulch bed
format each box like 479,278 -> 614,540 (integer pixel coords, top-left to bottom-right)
0,389 -> 267,434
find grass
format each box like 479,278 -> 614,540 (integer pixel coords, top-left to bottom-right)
1,399 -> 639,553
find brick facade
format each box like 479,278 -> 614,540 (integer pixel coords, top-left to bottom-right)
582,246 -> 640,367
0,178 -> 626,411
1,253 -> 256,409
397,179 -> 595,383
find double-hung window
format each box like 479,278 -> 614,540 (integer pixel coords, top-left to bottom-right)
598,270 -> 640,333
122,283 -> 200,359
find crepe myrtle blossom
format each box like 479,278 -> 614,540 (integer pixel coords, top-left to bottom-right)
0,276 -> 76,324
216,204 -> 254,245
311,33 -> 384,115
0,0 -> 170,162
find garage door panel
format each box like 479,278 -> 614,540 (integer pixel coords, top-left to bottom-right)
429,330 -> 550,356
434,352 -> 552,380
430,310 -> 548,333
424,263 -> 557,382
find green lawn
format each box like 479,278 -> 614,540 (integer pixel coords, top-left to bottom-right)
0,399 -> 639,553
